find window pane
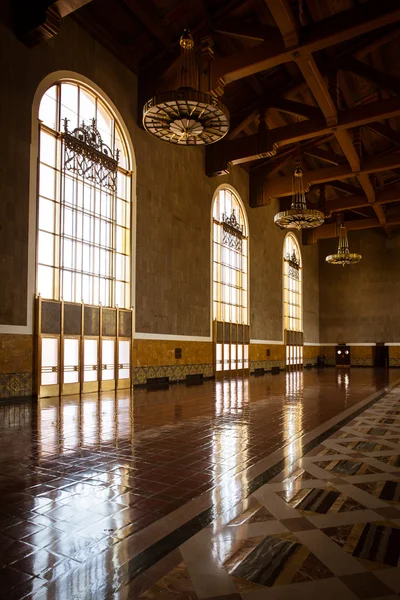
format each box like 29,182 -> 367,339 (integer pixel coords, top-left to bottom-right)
79,88 -> 96,125
39,86 -> 57,130
40,131 -> 57,167
40,164 -> 56,200
38,231 -> 55,266
61,83 -> 78,130
38,266 -> 54,299
39,198 -> 55,233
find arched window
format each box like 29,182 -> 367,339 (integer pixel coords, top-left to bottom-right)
37,81 -> 131,308
283,233 -> 303,369
36,80 -> 133,398
212,187 -> 249,375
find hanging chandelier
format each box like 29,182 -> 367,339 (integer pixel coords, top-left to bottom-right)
326,223 -> 362,266
274,165 -> 325,230
142,30 -> 230,146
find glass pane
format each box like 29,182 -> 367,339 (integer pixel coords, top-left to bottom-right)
96,101 -> 112,150
39,198 -> 55,233
40,131 -> 57,167
61,83 -> 79,130
41,338 -> 58,385
84,340 -> 98,382
79,87 -> 96,125
102,339 -> 114,380
115,126 -> 128,170
64,338 -> 79,384
37,265 -> 54,299
39,86 -> 57,130
38,231 -> 55,267
39,164 -> 56,200
118,340 -> 130,379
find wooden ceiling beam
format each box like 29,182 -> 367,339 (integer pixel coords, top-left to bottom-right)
268,98 -> 322,120
329,181 -> 361,195
264,0 -> 299,48
327,185 -> 400,213
304,148 -> 346,165
341,57 -> 400,96
227,109 -> 259,140
15,0 -> 93,45
211,0 -> 400,92
366,122 -> 400,145
123,0 -> 171,47
214,20 -> 278,42
263,153 -> 400,198
206,96 -> 400,174
268,1 -> 381,220
311,213 -> 400,240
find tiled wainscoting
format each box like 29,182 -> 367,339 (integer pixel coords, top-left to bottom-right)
249,360 -> 286,372
0,373 -> 34,399
133,363 -> 214,385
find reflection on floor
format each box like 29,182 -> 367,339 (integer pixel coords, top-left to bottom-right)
0,368 -> 398,599
135,378 -> 400,600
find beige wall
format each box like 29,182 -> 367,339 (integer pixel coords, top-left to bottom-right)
319,229 -> 400,343
0,6 -> 320,398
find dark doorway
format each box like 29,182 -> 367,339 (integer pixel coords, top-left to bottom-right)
336,345 -> 350,367
374,344 -> 389,368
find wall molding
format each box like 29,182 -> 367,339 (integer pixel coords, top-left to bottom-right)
250,339 -> 283,345
320,342 -> 377,346
135,333 -> 212,342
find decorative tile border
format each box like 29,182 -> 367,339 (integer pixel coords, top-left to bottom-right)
0,372 -> 33,399
390,358 -> 400,367
133,363 -> 214,385
351,358 -> 373,367
250,359 -> 285,372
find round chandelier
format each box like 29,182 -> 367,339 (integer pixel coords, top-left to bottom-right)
326,223 -> 362,266
274,165 -> 325,230
143,30 -> 230,146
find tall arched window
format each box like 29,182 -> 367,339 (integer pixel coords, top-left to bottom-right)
283,233 -> 303,369
212,187 -> 249,375
36,80 -> 133,398
37,81 -> 131,308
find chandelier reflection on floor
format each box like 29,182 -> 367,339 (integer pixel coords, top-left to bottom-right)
143,30 -> 230,146
274,163 -> 325,230
326,221 -> 362,266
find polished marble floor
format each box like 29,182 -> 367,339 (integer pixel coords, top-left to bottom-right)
0,368 -> 398,599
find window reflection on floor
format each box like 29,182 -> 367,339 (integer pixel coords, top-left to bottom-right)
38,394 -> 134,456
212,378 -> 249,563
284,370 -> 304,492
337,370 -> 350,406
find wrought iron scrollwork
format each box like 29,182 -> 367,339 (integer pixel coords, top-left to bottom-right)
285,250 -> 300,280
222,210 -> 244,251
62,118 -> 119,192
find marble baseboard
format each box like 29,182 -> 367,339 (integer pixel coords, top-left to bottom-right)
0,372 -> 34,398
390,359 -> 400,367
250,360 -> 285,372
133,363 -> 214,385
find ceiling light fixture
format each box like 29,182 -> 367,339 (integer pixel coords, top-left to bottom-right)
142,30 -> 230,146
274,164 -> 325,230
326,222 -> 362,266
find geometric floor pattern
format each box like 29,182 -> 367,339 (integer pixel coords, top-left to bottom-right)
136,386 -> 400,599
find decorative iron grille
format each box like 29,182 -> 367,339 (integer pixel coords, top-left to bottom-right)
285,250 -> 300,280
62,118 -> 119,192
222,210 -> 244,251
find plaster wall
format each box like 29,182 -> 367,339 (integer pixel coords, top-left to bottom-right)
319,229 -> 400,343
